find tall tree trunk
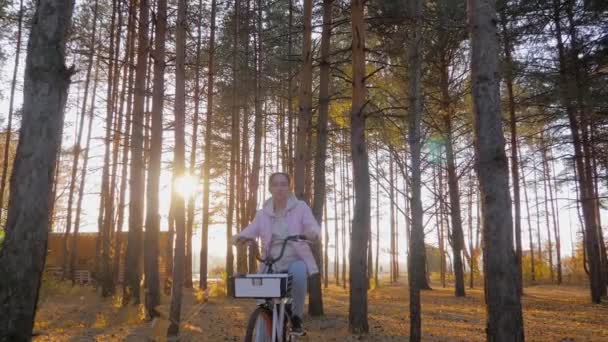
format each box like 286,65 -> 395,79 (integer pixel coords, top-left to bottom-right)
441,63 -> 465,297
0,0 -> 74,337
63,0 -> 99,280
468,172 -> 475,288
540,136 -> 555,283
545,145 -> 562,284
468,0 -> 524,339
200,0 -> 217,292
0,0 -> 24,226
167,0 -> 187,334
309,0 -> 333,315
124,0 -> 149,305
115,1 -> 136,284
294,0 -> 313,201
100,0 -> 119,297
348,0 -> 369,333
70,56 -> 101,285
226,0 -> 241,297
286,0 -> 294,178
389,152 -> 396,283
435,161 -> 446,288
532,158 -> 543,267
185,0 -> 204,290
374,147 -> 380,287
332,143 -> 340,286
499,8 -> 523,295
552,0 -> 603,303
406,0 -> 424,339
246,0 -> 264,277
144,0 -> 166,319
518,144 -> 535,282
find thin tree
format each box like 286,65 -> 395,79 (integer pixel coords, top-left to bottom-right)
348,0 -> 370,334
200,0 -> 217,292
144,0 -> 166,319
294,0 -> 313,200
468,0 -> 524,339
63,0 -> 99,280
310,0 -> 334,316
0,0 -> 24,226
124,0 -> 150,305
406,0 -> 425,339
167,0 -> 188,335
0,0 -> 75,337
499,4 -> 523,295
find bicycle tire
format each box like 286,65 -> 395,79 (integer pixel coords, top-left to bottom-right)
244,306 -> 288,342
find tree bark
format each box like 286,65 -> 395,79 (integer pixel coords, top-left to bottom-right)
348,0 -> 369,333
0,0 -> 74,337
200,0 -> 217,292
294,0 -> 313,200
63,0 -> 99,281
124,0 -> 149,305
70,56 -> 101,286
144,0 -> 166,319
468,0 -> 524,339
552,0 -> 603,303
499,7 -> 523,295
167,0 -> 187,334
0,0 -> 24,226
406,0 -> 425,339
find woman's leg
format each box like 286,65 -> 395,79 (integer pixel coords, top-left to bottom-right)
287,260 -> 308,318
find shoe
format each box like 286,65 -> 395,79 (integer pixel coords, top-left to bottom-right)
290,315 -> 306,336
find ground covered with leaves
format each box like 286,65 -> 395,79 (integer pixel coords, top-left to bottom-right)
33,279 -> 608,341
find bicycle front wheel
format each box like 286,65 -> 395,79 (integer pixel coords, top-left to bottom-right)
245,307 -> 273,342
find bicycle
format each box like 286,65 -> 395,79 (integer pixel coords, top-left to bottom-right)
232,234 -> 310,342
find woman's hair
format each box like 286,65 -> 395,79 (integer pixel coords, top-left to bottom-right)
268,172 -> 291,191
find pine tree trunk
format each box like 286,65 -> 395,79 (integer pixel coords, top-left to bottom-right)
226,0 -> 241,297
468,0 -> 524,339
406,0 -> 424,339
309,0 -> 333,315
374,147 -> 380,288
167,0 -> 187,334
70,56 -> 101,285
348,0 -> 369,333
143,0 -> 166,318
124,0 -> 149,305
115,1 -> 136,284
332,144 -> 340,286
441,63 -> 465,297
185,0 -> 204,290
518,144 -> 536,282
0,0 -> 24,226
0,0 -> 74,337
552,0 -> 603,303
499,8 -> 523,295
540,136 -> 555,283
63,0 -> 99,280
200,0 -> 217,292
389,152 -> 395,283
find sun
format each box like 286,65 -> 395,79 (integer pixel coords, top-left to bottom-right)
174,173 -> 198,199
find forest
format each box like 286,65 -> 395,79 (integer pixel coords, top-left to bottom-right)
0,0 -> 607,340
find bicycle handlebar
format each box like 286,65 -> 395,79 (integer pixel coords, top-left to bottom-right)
237,235 -> 310,272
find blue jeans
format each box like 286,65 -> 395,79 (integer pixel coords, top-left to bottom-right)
281,260 -> 308,318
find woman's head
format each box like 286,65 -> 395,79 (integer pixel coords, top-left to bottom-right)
268,172 -> 291,201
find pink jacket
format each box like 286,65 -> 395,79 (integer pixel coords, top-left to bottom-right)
237,195 -> 321,274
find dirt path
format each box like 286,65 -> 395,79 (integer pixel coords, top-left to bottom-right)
33,281 -> 608,341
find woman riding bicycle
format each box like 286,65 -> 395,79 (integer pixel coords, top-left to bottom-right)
233,172 -> 320,336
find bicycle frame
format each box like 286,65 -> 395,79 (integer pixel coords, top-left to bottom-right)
235,235 -> 309,342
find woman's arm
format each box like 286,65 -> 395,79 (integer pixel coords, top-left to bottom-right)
233,210 -> 262,243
